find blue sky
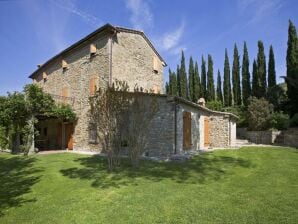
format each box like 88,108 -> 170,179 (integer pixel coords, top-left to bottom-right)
0,0 -> 297,95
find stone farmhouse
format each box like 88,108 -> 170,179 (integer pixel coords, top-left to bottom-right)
29,23 -> 237,157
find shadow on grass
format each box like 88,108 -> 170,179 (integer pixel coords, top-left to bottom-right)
0,156 -> 42,216
60,153 -> 252,189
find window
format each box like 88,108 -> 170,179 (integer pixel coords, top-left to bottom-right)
153,56 -> 158,73
89,77 -> 98,96
90,44 -> 96,56
62,60 -> 68,71
88,122 -> 97,143
43,127 -> 47,136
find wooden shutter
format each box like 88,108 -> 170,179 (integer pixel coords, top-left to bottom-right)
204,117 -> 210,146
89,77 -> 98,96
62,87 -> 68,104
183,111 -> 192,149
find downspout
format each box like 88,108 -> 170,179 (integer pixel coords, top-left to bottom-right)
108,30 -> 117,87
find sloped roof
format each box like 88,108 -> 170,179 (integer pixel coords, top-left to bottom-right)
29,23 -> 166,79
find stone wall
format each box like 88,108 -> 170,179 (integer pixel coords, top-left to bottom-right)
208,114 -> 231,147
112,32 -> 164,93
32,30 -> 165,152
237,128 -> 298,147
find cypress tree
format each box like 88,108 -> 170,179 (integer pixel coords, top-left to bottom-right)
201,56 -> 207,99
207,54 -> 215,101
257,41 -> 267,97
165,82 -> 169,94
232,44 -> 241,105
268,45 -> 276,88
252,59 -> 258,97
216,70 -> 223,103
286,20 -> 298,115
177,65 -> 181,97
168,69 -> 173,95
180,51 -> 188,99
169,69 -> 177,96
241,42 -> 251,106
194,61 -> 201,101
188,57 -> 195,102
223,49 -> 232,106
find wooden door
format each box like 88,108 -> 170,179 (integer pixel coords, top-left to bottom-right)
204,117 -> 210,147
57,123 -> 62,149
65,123 -> 74,150
183,111 -> 192,149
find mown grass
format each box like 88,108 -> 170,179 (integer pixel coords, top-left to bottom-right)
0,146 -> 297,223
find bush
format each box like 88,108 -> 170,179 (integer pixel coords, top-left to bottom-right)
224,106 -> 248,127
0,126 -> 8,150
290,113 -> 298,127
247,97 -> 273,131
270,112 -> 290,130
206,100 -> 223,111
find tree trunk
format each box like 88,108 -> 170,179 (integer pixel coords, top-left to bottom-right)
27,115 -> 35,155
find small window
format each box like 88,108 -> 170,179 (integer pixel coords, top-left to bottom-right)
88,122 -> 97,143
62,60 -> 68,71
61,87 -> 69,104
90,44 -> 96,56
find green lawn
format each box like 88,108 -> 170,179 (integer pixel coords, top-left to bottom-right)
0,147 -> 297,224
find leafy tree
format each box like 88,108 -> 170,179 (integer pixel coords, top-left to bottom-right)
194,61 -> 201,101
270,112 -> 290,130
268,45 -> 276,88
242,42 -> 251,106
188,57 -> 195,102
257,41 -> 267,98
286,20 -> 298,115
216,70 -> 223,103
179,51 -> 188,99
247,97 -> 273,131
207,55 -> 215,101
252,59 -> 258,97
232,44 -> 241,105
201,56 -> 207,99
206,100 -> 223,111
223,49 -> 232,106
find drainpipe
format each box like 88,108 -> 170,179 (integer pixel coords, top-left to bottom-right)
108,30 -> 117,87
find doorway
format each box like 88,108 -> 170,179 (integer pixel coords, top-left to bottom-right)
183,111 -> 192,150
204,117 -> 210,147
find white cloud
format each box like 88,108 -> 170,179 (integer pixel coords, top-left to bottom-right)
238,0 -> 283,24
51,0 -> 102,26
125,0 -> 153,30
158,22 -> 186,55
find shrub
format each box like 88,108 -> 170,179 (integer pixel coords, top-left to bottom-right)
0,126 -> 8,150
206,100 -> 223,111
247,97 -> 273,131
224,105 -> 248,127
270,112 -> 290,130
290,113 -> 298,127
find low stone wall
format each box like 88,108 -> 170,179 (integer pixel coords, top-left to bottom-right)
237,128 -> 298,148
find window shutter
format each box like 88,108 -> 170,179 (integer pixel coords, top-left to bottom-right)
89,77 -> 98,96
90,44 -> 96,55
62,87 -> 68,104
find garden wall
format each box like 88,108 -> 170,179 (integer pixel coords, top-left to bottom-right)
237,128 -> 298,148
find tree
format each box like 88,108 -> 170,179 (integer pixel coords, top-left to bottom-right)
165,82 -> 169,94
247,97 -> 273,131
206,55 -> 215,101
216,70 -> 223,103
286,20 -> 298,115
177,65 -> 181,97
89,81 -> 130,170
188,57 -> 195,102
257,41 -> 267,98
223,49 -> 232,106
252,59 -> 258,97
232,44 -> 241,105
169,70 -> 177,96
194,61 -> 201,101
242,42 -> 251,106
201,56 -> 207,99
268,45 -> 276,88
179,51 -> 188,99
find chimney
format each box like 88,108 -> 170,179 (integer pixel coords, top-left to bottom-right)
197,98 -> 206,107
